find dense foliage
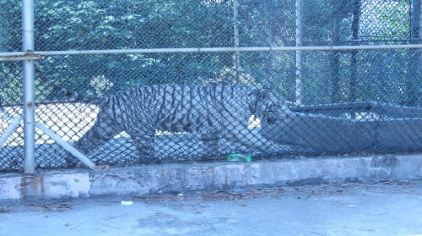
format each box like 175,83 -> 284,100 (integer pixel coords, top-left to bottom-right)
0,0 -> 418,106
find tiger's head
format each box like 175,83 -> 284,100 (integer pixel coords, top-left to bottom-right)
249,88 -> 288,125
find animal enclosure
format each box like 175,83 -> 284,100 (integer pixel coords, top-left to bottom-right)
0,0 -> 421,172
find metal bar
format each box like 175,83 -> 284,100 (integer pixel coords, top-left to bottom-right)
0,52 -> 26,57
295,0 -> 303,105
0,54 -> 44,62
35,122 -> 97,170
407,0 -> 422,105
30,44 -> 422,54
290,102 -> 375,112
330,13 -> 341,103
0,116 -> 23,148
232,0 -> 240,82
2,44 -> 422,59
350,0 -> 361,103
22,0 -> 36,174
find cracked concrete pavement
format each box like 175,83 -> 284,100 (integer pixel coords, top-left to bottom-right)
1,181 -> 422,236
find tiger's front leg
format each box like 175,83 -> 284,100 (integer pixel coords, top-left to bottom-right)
225,119 -> 278,152
237,129 -> 277,151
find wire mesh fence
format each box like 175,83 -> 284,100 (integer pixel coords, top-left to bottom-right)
0,1 -> 21,53
0,62 -> 24,171
28,0 -> 416,50
0,0 -> 421,172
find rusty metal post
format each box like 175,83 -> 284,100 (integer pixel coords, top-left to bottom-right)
22,0 -> 36,174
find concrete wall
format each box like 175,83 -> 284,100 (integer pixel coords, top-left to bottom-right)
1,154 -> 422,201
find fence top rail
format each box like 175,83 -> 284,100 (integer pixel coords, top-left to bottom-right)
1,44 -> 422,59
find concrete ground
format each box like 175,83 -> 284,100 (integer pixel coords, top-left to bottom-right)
1,181 -> 422,236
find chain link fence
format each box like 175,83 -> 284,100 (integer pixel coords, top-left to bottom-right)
0,62 -> 24,171
0,0 -> 421,172
0,1 -> 24,171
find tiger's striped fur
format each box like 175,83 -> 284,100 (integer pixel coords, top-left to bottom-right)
70,83 -> 287,163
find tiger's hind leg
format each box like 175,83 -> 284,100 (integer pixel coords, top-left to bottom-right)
200,131 -> 221,159
127,125 -> 156,164
66,111 -> 123,167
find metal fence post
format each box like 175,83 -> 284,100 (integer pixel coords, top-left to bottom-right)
233,0 -> 240,82
349,0 -> 361,103
22,0 -> 36,174
295,0 -> 303,105
408,0 -> 421,105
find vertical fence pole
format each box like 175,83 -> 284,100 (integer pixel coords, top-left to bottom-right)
22,0 -> 36,174
419,0 -> 422,87
233,0 -> 240,82
350,0 -> 361,102
330,14 -> 340,103
408,0 -> 421,105
295,0 -> 303,105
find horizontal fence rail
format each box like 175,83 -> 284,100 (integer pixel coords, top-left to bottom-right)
2,44 -> 422,60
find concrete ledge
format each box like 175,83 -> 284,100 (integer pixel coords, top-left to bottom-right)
1,154 -> 422,200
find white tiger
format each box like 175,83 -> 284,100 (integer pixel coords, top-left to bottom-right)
68,83 -> 287,164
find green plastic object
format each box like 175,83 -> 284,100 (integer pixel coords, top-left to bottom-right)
226,153 -> 253,162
